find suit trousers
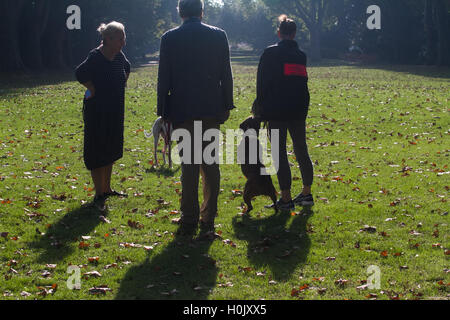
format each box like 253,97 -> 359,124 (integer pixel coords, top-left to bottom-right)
173,119 -> 221,227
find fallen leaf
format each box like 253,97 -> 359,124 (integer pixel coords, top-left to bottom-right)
83,271 -> 102,278
78,241 -> 90,249
335,279 -> 348,286
41,270 -> 51,278
231,189 -> 243,196
99,216 -> 111,224
127,219 -> 144,229
88,257 -> 99,263
356,284 -> 370,291
317,288 -> 327,295
313,277 -> 325,282
171,218 -> 181,224
359,225 -> 377,233
89,285 -> 111,295
366,293 -> 378,299
20,291 -> 31,297
218,282 -> 234,287
299,284 -> 309,291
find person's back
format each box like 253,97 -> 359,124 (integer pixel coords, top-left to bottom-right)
157,0 -> 234,238
254,15 -> 314,211
158,11 -> 233,124
258,41 -> 309,121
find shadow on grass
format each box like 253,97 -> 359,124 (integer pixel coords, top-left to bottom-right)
146,165 -> 180,178
232,206 -> 314,282
115,234 -> 217,300
359,64 -> 450,79
0,71 -> 76,97
29,204 -> 105,264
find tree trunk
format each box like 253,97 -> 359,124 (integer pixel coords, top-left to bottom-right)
42,1 -> 70,69
424,0 -> 437,65
22,0 -> 50,71
293,0 -> 324,62
0,1 -> 26,72
433,0 -> 450,66
309,24 -> 322,62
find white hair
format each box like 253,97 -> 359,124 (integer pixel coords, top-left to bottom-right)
97,21 -> 125,40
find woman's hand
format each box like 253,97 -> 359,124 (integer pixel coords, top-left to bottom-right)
83,81 -> 96,100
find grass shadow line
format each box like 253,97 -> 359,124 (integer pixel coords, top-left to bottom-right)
232,206 -> 314,282
115,234 -> 217,300
28,204 -> 106,264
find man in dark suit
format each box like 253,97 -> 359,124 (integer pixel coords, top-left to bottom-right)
157,0 -> 234,238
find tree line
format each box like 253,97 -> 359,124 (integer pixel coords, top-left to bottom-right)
0,0 -> 448,73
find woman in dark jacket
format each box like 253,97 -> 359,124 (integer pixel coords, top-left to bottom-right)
75,21 -> 130,210
254,15 -> 314,211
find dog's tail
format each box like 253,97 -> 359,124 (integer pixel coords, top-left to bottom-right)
144,130 -> 153,138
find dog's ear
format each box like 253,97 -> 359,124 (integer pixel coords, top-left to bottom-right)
240,116 -> 252,131
252,118 -> 261,131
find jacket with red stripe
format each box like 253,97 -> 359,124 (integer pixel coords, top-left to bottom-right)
254,40 -> 310,121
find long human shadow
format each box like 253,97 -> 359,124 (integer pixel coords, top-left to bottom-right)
115,234 -> 217,300
29,205 -> 105,264
232,207 -> 314,282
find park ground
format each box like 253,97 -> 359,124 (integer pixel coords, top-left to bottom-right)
0,59 -> 449,300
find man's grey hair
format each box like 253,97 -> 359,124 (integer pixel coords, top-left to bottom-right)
178,0 -> 204,18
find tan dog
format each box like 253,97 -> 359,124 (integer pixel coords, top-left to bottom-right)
145,117 -> 173,168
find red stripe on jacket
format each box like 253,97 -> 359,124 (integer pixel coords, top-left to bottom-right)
284,64 -> 308,77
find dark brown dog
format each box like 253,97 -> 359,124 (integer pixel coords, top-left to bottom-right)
238,116 -> 277,213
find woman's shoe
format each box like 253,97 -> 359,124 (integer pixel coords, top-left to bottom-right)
105,190 -> 128,198
93,194 -> 107,211
293,193 -> 314,206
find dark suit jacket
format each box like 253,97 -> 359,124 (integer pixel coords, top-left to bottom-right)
157,17 -> 235,125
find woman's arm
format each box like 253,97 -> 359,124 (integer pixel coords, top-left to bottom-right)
75,52 -> 96,98
81,81 -> 96,98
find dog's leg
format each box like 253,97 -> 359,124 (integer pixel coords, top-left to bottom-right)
154,135 -> 158,166
162,135 -> 166,166
243,181 -> 254,214
270,187 -> 278,213
168,139 -> 172,168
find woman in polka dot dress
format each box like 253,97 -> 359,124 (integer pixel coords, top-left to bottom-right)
75,21 -> 130,210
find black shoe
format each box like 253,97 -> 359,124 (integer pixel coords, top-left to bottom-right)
105,190 -> 128,198
176,223 -> 197,237
293,193 -> 314,206
93,194 -> 107,211
199,220 -> 215,233
197,221 -> 221,241
265,198 -> 295,211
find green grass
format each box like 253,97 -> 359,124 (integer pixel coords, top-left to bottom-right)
0,61 -> 449,300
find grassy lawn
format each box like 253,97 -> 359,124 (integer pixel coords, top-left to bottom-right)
0,61 -> 449,300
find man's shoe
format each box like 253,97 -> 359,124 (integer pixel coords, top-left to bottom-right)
176,223 -> 197,237
293,193 -> 314,206
199,220 -> 215,233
